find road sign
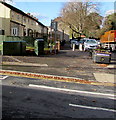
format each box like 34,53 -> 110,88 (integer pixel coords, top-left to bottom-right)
51,20 -> 57,31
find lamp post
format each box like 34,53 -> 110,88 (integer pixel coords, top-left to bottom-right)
51,20 -> 58,54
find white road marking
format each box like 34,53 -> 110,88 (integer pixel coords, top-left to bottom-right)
0,75 -> 8,80
2,62 -> 48,67
6,56 -> 22,63
29,84 -> 115,99
69,104 -> 116,113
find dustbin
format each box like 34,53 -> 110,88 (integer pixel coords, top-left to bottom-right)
34,38 -> 44,55
20,41 -> 26,55
92,52 -> 111,64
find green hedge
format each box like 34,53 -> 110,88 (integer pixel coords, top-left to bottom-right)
21,36 -> 35,47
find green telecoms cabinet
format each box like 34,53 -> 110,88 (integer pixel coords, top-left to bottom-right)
34,39 -> 44,56
3,41 -> 26,55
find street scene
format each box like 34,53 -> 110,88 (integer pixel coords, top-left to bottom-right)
0,0 -> 116,119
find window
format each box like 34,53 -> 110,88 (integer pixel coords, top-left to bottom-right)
11,12 -> 14,18
31,20 -> 33,25
11,28 -> 18,36
23,17 -> 26,23
17,15 -> 20,20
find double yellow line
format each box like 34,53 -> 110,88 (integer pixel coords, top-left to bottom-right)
0,70 -> 115,87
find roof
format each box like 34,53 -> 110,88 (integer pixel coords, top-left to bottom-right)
81,35 -> 86,38
54,17 -> 62,22
0,1 -> 47,28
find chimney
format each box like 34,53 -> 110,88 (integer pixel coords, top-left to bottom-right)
27,13 -> 30,16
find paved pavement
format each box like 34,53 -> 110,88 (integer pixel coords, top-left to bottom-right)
1,42 -> 116,84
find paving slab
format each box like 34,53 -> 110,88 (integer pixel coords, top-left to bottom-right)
2,62 -> 48,67
93,73 -> 115,83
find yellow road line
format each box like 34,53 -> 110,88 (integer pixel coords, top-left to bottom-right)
0,70 -> 115,87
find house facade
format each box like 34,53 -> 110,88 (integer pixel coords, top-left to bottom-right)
53,17 -> 69,41
0,1 -> 48,38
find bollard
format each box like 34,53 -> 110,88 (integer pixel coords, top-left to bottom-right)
79,44 -> 83,51
72,44 -> 75,51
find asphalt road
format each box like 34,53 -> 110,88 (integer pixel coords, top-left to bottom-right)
1,75 -> 116,119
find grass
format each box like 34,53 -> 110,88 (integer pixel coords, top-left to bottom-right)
44,48 -> 50,51
26,46 -> 51,51
26,46 -> 34,50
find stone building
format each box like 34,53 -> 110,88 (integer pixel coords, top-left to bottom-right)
0,1 -> 48,38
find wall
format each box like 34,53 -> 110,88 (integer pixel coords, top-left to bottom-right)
0,3 -> 10,36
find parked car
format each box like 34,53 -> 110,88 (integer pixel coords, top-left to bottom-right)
83,39 -> 98,51
79,38 -> 89,45
79,39 -> 86,44
69,38 -> 77,43
70,39 -> 79,49
97,40 -> 100,45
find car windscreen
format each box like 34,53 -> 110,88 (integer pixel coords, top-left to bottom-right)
86,40 -> 97,44
79,40 -> 85,43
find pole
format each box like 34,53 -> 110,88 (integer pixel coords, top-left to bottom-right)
50,20 -> 53,53
54,21 -> 57,54
54,29 -> 57,54
108,32 -> 110,50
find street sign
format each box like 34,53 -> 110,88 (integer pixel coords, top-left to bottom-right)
51,20 -> 57,31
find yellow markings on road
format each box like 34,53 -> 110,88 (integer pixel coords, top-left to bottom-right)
0,71 -> 115,87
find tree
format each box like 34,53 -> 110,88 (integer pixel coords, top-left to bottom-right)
96,13 -> 116,38
60,1 -> 102,39
102,13 -> 116,31
83,12 -> 102,38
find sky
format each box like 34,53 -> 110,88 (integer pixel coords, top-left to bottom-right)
14,2 -> 64,26
6,0 -> 115,26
